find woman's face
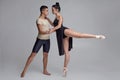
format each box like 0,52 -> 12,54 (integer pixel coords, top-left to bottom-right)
52,7 -> 58,14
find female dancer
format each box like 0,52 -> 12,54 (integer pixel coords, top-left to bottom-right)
49,2 -> 105,77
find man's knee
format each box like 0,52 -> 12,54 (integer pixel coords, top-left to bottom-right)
43,52 -> 48,57
29,53 -> 36,58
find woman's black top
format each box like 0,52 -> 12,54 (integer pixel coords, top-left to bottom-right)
53,18 -> 73,56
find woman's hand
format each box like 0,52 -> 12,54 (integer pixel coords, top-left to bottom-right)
49,28 -> 55,34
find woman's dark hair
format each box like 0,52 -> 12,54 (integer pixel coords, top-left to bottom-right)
52,2 -> 61,12
40,5 -> 48,13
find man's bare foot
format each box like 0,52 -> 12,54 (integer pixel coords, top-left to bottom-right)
43,71 -> 51,76
21,71 -> 25,78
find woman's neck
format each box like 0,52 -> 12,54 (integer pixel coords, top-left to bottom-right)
55,12 -> 60,18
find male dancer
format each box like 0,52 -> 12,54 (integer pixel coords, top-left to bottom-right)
21,5 -> 51,77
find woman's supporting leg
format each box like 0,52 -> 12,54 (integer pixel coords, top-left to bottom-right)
64,29 -> 105,39
63,37 -> 70,77
21,52 -> 36,78
43,52 -> 51,75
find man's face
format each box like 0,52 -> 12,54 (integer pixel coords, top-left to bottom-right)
42,8 -> 48,16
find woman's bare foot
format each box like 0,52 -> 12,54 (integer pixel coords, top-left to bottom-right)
21,71 -> 25,78
43,71 -> 51,76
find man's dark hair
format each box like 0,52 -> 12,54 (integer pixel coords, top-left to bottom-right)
40,5 -> 48,13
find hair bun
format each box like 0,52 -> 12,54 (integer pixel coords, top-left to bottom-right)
56,2 -> 60,6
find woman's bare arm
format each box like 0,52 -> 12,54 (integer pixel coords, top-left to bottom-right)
50,16 -> 63,33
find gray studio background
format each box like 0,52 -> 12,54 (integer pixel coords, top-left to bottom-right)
0,0 -> 120,80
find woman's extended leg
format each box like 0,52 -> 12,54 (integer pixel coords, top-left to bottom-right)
21,52 -> 36,77
63,37 -> 70,77
64,29 -> 105,39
